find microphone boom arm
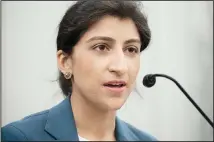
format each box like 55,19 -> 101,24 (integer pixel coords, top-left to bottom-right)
153,74 -> 213,128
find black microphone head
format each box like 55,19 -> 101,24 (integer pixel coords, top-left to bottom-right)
143,74 -> 156,88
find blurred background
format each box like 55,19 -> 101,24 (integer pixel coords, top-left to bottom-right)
2,1 -> 213,141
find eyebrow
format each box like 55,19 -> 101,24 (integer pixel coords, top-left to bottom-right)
124,39 -> 141,45
86,36 -> 115,43
86,36 -> 141,44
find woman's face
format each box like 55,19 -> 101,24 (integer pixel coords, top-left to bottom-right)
59,15 -> 141,111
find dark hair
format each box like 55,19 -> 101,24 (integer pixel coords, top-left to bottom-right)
57,0 -> 151,97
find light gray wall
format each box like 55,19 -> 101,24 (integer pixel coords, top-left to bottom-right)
2,1 -> 213,141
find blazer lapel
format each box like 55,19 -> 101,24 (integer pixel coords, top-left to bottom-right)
44,95 -> 134,141
115,117 -> 136,141
44,96 -> 79,141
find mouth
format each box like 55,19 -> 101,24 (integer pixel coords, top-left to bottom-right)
103,80 -> 126,87
103,80 -> 127,93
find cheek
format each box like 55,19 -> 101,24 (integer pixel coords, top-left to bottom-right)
128,57 -> 140,82
73,56 -> 94,79
72,52 -> 106,85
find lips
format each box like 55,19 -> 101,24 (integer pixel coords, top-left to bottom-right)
103,80 -> 127,93
103,80 -> 126,88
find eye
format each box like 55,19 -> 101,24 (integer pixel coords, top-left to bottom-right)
125,46 -> 139,54
93,44 -> 109,52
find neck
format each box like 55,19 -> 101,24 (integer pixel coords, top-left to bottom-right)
70,92 -> 116,141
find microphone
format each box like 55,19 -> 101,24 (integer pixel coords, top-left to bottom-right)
143,73 -> 214,128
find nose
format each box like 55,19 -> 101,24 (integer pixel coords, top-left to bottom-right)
108,51 -> 128,76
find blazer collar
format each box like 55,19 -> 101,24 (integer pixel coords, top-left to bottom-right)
44,95 -> 131,141
44,96 -> 79,140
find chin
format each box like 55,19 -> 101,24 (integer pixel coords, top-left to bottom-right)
106,97 -> 127,111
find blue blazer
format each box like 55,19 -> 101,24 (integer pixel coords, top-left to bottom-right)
1,96 -> 157,141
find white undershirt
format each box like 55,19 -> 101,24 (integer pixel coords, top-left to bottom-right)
78,135 -> 89,141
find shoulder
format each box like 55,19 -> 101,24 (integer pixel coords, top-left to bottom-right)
120,119 -> 158,141
1,110 -> 49,141
127,122 -> 158,141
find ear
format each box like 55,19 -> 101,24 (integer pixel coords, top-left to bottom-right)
57,50 -> 72,74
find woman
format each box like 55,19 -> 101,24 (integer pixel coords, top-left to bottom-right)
2,1 -> 157,141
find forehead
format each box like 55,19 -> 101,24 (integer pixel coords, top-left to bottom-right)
80,15 -> 140,42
